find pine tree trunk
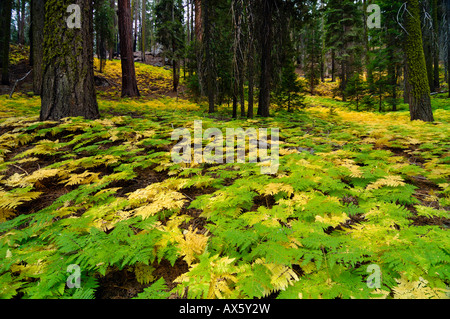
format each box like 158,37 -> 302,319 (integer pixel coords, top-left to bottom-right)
31,0 -> 44,95
247,42 -> 255,119
195,0 -> 204,96
257,0 -> 273,118
141,0 -> 146,62
1,0 -> 12,85
331,49 -> 335,82
203,0 -> 215,113
432,0 -> 439,89
40,0 -> 99,121
447,0 -> 450,97
118,0 -> 140,97
18,0 -> 25,44
195,0 -> 203,42
247,2 -> 255,119
404,0 -> 434,122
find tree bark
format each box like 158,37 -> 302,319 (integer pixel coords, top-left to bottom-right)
19,0 -> 26,44
404,0 -> 434,122
118,0 -> 140,97
40,0 -> 99,121
1,0 -> 12,85
203,0 -> 215,113
257,0 -> 273,118
141,0 -> 146,62
447,0 -> 450,97
194,0 -> 203,42
247,6 -> 255,119
31,0 -> 45,95
432,0 -> 439,89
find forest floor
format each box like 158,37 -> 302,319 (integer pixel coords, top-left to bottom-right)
0,46 -> 449,299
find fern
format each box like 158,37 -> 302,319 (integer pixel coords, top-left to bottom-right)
134,278 -> 171,299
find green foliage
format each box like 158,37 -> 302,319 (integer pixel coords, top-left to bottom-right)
0,91 -> 448,299
272,61 -> 306,112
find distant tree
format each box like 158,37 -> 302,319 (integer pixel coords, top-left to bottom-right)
154,0 -> 185,92
1,0 -> 12,85
257,0 -> 274,117
446,0 -> 450,97
118,0 -> 140,97
304,4 -> 322,95
272,60 -> 306,113
94,0 -> 115,73
431,0 -> 440,90
324,0 -> 363,101
40,0 -> 99,120
31,0 -> 45,95
345,73 -> 367,111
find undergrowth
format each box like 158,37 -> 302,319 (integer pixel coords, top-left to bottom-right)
0,52 -> 449,299
0,92 -> 448,299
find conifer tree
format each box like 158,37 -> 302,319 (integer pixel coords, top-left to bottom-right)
0,0 -> 12,85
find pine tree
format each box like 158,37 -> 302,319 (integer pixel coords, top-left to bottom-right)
324,0 -> 363,101
154,0 -> 185,93
1,0 -> 12,85
304,3 -> 322,95
257,0 -> 274,117
94,0 -> 115,73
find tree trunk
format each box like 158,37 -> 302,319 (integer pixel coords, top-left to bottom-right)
172,59 -> 179,92
40,0 -> 99,121
404,0 -> 434,122
447,0 -> 450,97
194,0 -> 203,42
247,55 -> 255,118
203,0 -> 215,113
19,0 -> 25,44
257,0 -> 273,118
331,49 -> 335,82
118,0 -> 140,97
247,2 -> 255,119
132,0 -> 139,52
432,0 -> 439,89
31,0 -> 44,95
141,0 -> 146,62
195,0 -> 204,96
110,0 -> 117,60
1,0 -> 12,85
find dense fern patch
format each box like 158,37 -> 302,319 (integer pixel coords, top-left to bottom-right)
0,92 -> 448,299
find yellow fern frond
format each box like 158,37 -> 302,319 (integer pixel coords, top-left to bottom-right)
315,212 -> 348,228
0,207 -> 16,222
134,190 -> 186,220
178,227 -> 209,266
393,274 -> 449,299
0,190 -> 42,210
63,171 -> 101,186
262,183 -> 294,197
254,258 -> 299,296
366,175 -> 405,190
